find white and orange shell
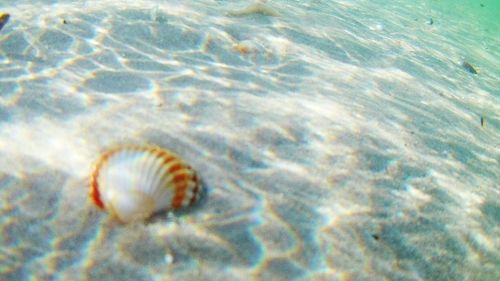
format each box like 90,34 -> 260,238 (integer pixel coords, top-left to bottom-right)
89,144 -> 202,223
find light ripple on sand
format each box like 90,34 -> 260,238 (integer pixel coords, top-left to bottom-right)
0,0 -> 498,280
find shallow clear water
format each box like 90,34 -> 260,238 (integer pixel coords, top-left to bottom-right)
0,1 -> 498,280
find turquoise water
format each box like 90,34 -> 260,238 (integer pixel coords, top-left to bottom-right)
0,1 -> 498,280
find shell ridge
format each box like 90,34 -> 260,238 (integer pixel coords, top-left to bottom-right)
119,149 -> 136,193
160,161 -> 194,209
137,148 -> 157,196
144,147 -> 174,198
128,150 -> 147,192
154,158 -> 184,209
149,149 -> 173,196
161,161 -> 190,188
96,149 -> 126,210
102,152 -> 123,211
157,160 -> 187,197
90,161 -> 105,209
133,148 -> 152,195
170,170 -> 197,209
151,161 -> 171,209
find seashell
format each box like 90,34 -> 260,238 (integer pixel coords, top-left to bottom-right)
89,144 -> 202,223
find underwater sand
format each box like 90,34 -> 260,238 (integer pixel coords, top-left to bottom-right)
0,0 -> 498,280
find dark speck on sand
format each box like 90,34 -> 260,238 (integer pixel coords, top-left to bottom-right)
462,61 -> 478,74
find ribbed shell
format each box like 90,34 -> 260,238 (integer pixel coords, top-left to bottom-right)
90,145 -> 201,222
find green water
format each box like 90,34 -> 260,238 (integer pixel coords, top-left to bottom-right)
427,0 -> 499,33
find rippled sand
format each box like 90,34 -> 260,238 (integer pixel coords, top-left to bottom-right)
0,1 -> 498,280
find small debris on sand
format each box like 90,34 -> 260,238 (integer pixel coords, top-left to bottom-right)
234,44 -> 252,54
480,115 -> 485,128
0,13 -> 10,32
227,3 -> 280,17
462,61 -> 479,74
233,41 -> 256,54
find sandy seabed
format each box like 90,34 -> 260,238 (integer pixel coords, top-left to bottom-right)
0,1 -> 498,280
